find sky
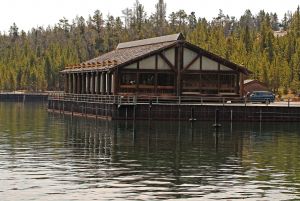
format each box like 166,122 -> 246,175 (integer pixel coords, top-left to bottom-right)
1,0 -> 299,33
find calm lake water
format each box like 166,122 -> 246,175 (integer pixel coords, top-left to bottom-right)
1,102 -> 300,200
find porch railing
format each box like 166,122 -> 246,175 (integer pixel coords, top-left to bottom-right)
48,92 -> 245,105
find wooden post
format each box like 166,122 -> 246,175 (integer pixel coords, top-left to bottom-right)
73,73 -> 77,94
90,72 -> 94,94
86,73 -> 90,94
213,109 -> 221,128
63,101 -> 65,115
133,105 -> 136,121
59,101 -> 61,114
85,103 -> 87,119
96,105 -> 98,120
260,109 -> 262,123
111,73 -> 114,94
148,99 -> 152,120
239,73 -> 244,96
67,73 -> 73,93
106,72 -> 109,95
100,72 -> 104,94
95,72 -> 99,94
81,73 -> 85,94
64,74 -> 68,93
71,103 -> 74,117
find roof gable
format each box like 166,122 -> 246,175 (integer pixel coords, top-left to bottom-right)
116,33 -> 184,49
183,42 -> 252,75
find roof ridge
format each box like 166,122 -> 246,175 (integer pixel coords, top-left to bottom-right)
116,33 -> 184,49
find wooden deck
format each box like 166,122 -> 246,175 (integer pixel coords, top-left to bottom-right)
48,93 -> 300,122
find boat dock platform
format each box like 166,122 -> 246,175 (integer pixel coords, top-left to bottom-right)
48,93 -> 300,122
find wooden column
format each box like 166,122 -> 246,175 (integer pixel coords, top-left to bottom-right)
111,73 -> 114,94
100,72 -> 105,94
177,44 -> 183,96
68,73 -> 72,93
81,73 -> 85,94
64,74 -> 67,93
90,72 -> 94,94
239,73 -> 244,96
65,74 -> 68,93
235,74 -> 239,94
199,56 -> 202,94
106,72 -> 110,95
86,72 -> 90,94
77,73 -> 81,94
155,55 -> 158,95
217,63 -> 220,94
95,72 -> 99,94
113,70 -> 118,95
73,73 -> 76,94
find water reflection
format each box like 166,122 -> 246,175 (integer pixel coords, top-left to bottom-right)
1,102 -> 300,200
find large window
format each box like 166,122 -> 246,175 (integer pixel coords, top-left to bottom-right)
139,73 -> 155,85
219,74 -> 236,93
201,74 -> 218,94
119,73 -> 137,94
138,73 -> 155,93
121,73 -> 137,85
182,74 -> 200,94
157,73 -> 174,86
157,73 -> 175,94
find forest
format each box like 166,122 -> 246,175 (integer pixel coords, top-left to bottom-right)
0,0 -> 300,95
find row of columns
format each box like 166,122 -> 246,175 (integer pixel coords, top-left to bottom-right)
64,71 -> 115,94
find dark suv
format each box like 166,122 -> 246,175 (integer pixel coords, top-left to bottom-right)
248,91 -> 275,103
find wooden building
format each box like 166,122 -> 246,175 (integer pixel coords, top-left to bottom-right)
61,33 -> 251,97
243,79 -> 269,95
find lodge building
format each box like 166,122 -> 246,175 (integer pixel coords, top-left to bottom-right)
61,33 -> 251,97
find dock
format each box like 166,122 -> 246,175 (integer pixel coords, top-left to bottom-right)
48,93 -> 300,122
0,92 -> 48,102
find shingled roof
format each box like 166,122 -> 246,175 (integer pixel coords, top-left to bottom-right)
62,33 -> 251,75
61,34 -> 181,73
116,33 -> 184,49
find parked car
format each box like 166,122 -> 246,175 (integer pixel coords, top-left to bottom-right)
248,91 -> 275,103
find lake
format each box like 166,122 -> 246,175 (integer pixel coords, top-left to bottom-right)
1,102 -> 300,200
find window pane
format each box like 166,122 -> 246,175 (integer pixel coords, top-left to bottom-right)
182,74 -> 199,89
139,73 -> 155,85
121,73 -> 137,85
157,73 -> 174,86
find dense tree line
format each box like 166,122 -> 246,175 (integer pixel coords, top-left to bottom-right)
0,0 -> 300,95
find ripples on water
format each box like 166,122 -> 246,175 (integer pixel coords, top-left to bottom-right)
1,102 -> 300,200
